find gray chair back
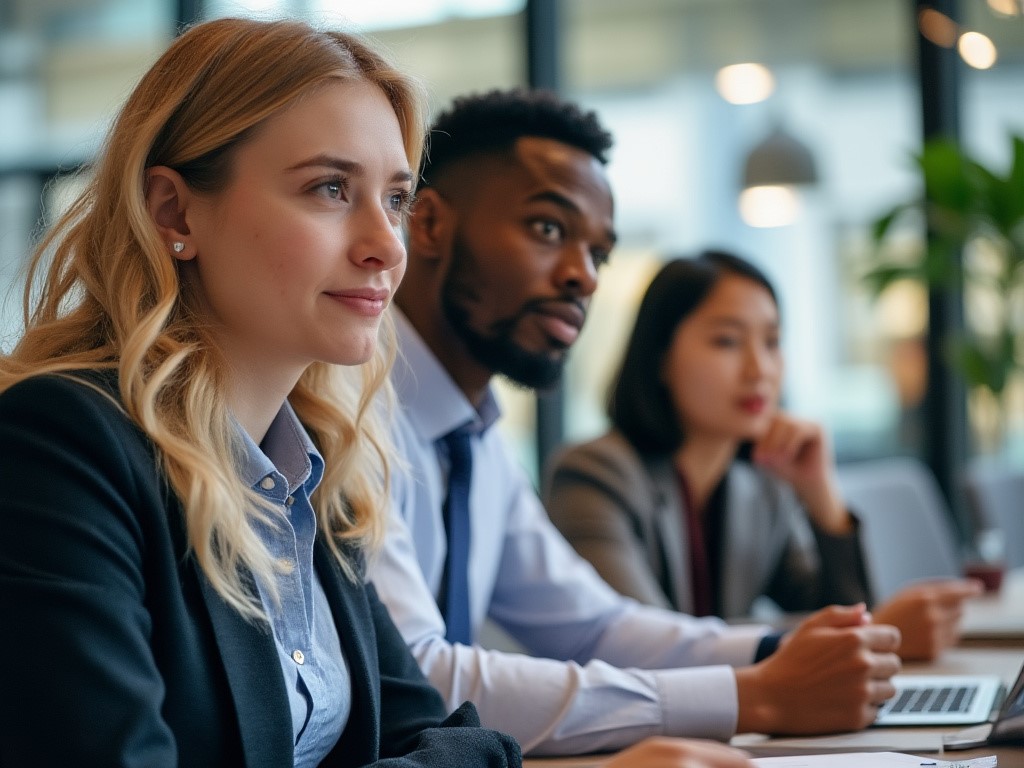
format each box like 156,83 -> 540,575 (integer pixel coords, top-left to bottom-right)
837,456 -> 962,602
964,459 -> 1024,569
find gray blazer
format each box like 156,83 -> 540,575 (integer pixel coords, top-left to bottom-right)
543,430 -> 871,618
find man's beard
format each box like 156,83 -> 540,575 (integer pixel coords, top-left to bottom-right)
440,234 -> 573,391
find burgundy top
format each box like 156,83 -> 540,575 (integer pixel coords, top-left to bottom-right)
675,468 -> 715,617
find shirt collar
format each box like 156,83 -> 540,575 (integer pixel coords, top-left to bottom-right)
235,400 -> 324,496
392,309 -> 501,443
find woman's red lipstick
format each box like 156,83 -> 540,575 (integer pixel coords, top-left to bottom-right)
737,395 -> 766,414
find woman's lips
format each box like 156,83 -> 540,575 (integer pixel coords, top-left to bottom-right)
325,288 -> 389,317
737,395 -> 767,414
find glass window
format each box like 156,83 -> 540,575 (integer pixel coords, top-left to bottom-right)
4,0 -> 1023,479
0,0 -> 173,349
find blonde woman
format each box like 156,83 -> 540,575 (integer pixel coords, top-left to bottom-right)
0,18 -> 520,767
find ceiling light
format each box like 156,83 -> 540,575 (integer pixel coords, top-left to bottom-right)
742,125 -> 818,189
959,31 -> 998,69
739,186 -> 801,228
739,124 -> 818,228
987,0 -> 1022,17
918,8 -> 959,48
715,63 -> 775,105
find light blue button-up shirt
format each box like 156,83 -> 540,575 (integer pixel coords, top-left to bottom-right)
237,402 -> 350,768
367,310 -> 770,756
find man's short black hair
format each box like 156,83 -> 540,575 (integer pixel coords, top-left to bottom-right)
418,88 -> 613,191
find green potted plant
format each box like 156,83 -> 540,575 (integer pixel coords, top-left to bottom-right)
866,134 -> 1024,444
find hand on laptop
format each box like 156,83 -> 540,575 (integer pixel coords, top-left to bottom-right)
600,737 -> 753,768
872,578 -> 984,661
734,603 -> 901,735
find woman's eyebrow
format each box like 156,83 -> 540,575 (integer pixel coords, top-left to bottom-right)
288,154 -> 413,184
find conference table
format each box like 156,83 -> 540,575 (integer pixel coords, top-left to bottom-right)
960,565 -> 1024,647
729,646 -> 1022,762
524,571 -> 1024,767
524,648 -> 1022,766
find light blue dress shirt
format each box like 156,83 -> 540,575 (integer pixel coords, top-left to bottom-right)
367,311 -> 770,756
237,402 -> 350,768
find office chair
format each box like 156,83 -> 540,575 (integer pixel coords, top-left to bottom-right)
837,456 -> 963,602
964,459 -> 1024,570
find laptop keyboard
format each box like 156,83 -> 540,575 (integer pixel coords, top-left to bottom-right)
881,685 -> 978,715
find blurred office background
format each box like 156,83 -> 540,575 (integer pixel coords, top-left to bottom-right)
1,0 -> 1022,541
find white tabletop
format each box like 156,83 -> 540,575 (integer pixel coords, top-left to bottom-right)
524,648 -> 1024,766
961,567 -> 1024,646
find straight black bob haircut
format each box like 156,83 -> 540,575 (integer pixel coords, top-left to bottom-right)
608,250 -> 779,456
417,87 -> 613,191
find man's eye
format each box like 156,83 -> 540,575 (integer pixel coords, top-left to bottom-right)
532,220 -> 563,241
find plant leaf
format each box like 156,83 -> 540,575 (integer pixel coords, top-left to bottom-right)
861,264 -> 923,296
871,202 -> 918,243
919,139 -> 973,213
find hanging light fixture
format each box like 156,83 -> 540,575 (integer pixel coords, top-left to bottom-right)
739,123 -> 818,228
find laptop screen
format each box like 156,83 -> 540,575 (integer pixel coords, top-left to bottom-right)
990,663 -> 1024,744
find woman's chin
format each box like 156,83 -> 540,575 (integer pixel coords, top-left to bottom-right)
323,344 -> 376,368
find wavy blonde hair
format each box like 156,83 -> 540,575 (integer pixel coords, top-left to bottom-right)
0,17 -> 427,620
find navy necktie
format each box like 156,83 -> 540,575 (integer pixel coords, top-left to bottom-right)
439,427 -> 473,645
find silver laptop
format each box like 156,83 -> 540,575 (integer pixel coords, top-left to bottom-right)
732,662 -> 1024,757
874,673 -> 1005,726
942,661 -> 1024,749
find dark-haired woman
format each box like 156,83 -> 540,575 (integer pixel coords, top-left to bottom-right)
545,251 -> 980,662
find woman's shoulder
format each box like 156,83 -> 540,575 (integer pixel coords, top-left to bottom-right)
546,429 -> 656,493
0,368 -> 143,445
551,429 -> 641,469
2,368 -> 119,412
0,368 -> 170,529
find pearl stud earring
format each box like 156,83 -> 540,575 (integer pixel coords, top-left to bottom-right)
172,242 -> 185,253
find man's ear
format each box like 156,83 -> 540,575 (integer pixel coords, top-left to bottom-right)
407,188 -> 453,262
145,166 -> 195,260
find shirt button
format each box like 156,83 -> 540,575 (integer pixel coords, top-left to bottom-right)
286,496 -> 295,506
292,649 -> 305,665
260,476 -> 275,490
276,557 -> 294,574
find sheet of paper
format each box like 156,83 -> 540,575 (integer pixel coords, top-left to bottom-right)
752,752 -> 997,768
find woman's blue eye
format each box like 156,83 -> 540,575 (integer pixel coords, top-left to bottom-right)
314,178 -> 347,200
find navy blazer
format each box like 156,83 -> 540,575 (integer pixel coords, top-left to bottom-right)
0,372 -> 520,768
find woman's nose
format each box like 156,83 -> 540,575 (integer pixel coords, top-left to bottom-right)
349,206 -> 406,271
744,345 -> 774,378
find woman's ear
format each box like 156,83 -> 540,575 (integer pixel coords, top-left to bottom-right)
407,188 -> 452,262
145,166 -> 195,260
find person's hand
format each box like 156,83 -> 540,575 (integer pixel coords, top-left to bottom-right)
751,413 -> 850,535
734,604 -> 901,735
873,579 -> 984,661
600,737 -> 753,768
